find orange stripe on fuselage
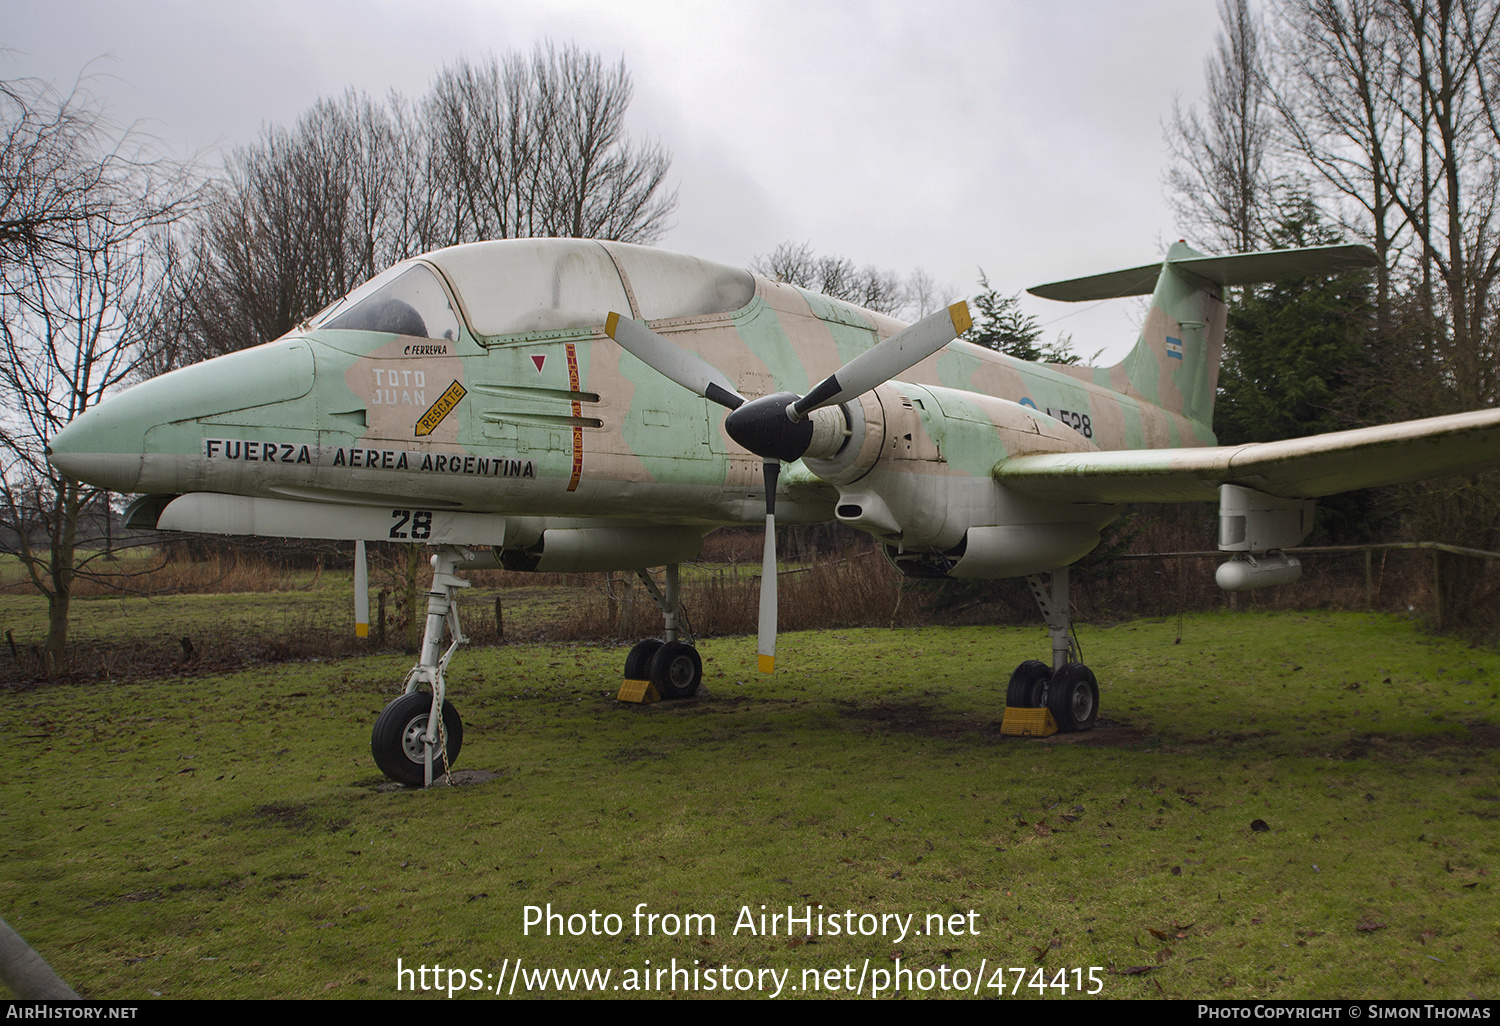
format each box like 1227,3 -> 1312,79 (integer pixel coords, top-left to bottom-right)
566,343 -> 583,492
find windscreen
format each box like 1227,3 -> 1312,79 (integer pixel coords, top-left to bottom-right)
313,263 -> 461,341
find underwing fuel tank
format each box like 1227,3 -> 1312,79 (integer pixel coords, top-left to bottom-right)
1215,552 -> 1303,591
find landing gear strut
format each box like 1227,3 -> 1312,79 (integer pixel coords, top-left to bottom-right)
1008,567 -> 1099,732
621,564 -> 703,700
372,545 -> 490,785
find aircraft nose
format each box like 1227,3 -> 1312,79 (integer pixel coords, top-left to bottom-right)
47,340 -> 316,493
47,412 -> 145,492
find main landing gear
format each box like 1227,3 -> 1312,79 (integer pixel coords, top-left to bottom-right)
621,564 -> 703,701
372,545 -> 490,786
1006,567 -> 1099,733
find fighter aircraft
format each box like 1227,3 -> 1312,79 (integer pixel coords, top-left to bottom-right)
46,237 -> 1500,786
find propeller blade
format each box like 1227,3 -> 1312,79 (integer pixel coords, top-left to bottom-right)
605,303 -> 970,679
604,312 -> 745,410
354,539 -> 369,638
791,301 -> 972,419
757,460 -> 779,673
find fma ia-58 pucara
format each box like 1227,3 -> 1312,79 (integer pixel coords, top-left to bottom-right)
49,238 -> 1500,784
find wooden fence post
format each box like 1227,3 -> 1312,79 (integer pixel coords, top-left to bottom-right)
1432,548 -> 1442,632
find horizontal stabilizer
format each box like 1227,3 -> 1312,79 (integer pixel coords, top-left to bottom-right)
993,409 -> 1500,503
1028,243 -> 1379,302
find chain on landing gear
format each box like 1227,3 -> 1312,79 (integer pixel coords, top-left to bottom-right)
371,546 -> 494,786
1002,566 -> 1100,736
619,564 -> 703,704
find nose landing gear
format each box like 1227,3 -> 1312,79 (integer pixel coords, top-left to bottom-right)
371,546 -> 487,786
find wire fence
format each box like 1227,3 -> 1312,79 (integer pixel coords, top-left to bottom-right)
1109,541 -> 1500,630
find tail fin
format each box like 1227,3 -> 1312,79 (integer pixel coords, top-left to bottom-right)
1028,241 -> 1378,429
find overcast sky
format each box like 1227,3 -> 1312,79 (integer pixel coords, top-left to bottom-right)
7,0 -> 1225,363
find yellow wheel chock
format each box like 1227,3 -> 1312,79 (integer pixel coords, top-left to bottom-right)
617,678 -> 661,704
1001,706 -> 1058,737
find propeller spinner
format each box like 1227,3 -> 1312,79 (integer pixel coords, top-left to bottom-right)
604,302 -> 972,672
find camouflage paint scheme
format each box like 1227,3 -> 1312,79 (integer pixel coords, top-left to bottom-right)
48,238 -> 1500,581
52,235 -> 1500,787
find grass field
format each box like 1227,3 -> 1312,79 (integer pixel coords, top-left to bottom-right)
3,611 -> 1498,1000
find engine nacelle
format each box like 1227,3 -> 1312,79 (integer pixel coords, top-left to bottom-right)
885,523 -> 1102,580
500,525 -> 704,573
812,381 -> 1102,551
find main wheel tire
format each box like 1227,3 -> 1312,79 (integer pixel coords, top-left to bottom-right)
1047,662 -> 1099,732
1006,659 -> 1052,708
371,691 -> 463,786
623,638 -> 664,680
648,641 -> 702,700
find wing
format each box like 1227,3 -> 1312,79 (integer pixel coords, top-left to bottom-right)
993,409 -> 1500,502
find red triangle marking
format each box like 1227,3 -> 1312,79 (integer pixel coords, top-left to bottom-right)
531,354 -> 546,373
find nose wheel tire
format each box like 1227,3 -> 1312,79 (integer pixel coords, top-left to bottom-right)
648,641 -> 702,699
1047,662 -> 1099,732
372,691 -> 464,786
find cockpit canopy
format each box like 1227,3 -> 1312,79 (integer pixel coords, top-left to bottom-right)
314,263 -> 461,340
309,239 -> 757,342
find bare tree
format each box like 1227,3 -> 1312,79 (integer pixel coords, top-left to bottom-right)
1269,0 -> 1411,328
384,89 -> 454,260
547,45 -> 676,242
426,44 -> 675,246
0,76 -> 115,265
1374,0 -> 1500,607
903,267 -> 947,319
0,75 -> 194,671
1166,0 -> 1278,253
750,240 -> 951,319
175,44 -> 677,362
426,51 -> 548,244
1383,0 -> 1500,412
1175,0 -> 1500,616
1266,0 -> 1500,411
165,91 -> 402,363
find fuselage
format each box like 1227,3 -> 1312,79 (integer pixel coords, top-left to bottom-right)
48,239 -> 1214,550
